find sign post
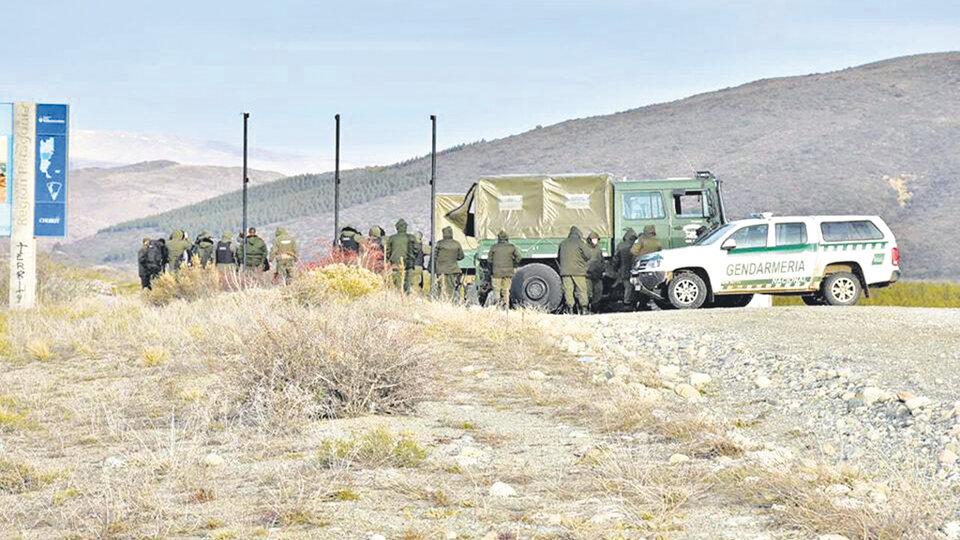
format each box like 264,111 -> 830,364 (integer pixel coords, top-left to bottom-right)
6,102 -> 69,309
9,103 -> 37,309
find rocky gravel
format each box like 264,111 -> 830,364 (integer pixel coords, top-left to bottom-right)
575,305 -> 960,486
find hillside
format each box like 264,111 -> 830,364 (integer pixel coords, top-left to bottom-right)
67,161 -> 283,239
71,52 -> 960,278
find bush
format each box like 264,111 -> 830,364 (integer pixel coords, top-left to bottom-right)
225,302 -> 429,428
316,426 -> 427,468
142,261 -> 221,306
286,264 -> 384,304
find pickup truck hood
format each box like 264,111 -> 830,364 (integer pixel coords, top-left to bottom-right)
639,245 -> 713,271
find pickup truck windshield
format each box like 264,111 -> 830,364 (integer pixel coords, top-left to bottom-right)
696,222 -> 736,245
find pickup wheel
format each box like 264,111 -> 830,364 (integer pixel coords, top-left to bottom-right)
511,263 -> 563,312
667,272 -> 708,309
821,272 -> 861,306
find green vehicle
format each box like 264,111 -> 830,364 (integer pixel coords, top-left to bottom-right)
436,171 -> 727,311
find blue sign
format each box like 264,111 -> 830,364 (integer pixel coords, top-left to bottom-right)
34,104 -> 68,237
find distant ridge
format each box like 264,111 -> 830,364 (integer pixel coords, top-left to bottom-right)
69,52 -> 960,278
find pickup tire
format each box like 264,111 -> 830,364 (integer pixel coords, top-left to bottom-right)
511,263 -> 563,312
667,272 -> 708,309
822,272 -> 862,306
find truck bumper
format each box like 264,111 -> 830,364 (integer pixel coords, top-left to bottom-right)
631,271 -> 668,301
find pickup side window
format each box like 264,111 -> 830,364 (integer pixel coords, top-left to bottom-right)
730,224 -> 768,249
820,220 -> 884,242
623,192 -> 665,220
776,223 -> 807,246
674,192 -> 708,217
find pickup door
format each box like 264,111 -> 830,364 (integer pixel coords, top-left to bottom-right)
715,220 -> 819,293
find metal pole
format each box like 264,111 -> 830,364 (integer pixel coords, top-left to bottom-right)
334,114 -> 341,243
429,115 -> 437,295
241,112 -> 249,270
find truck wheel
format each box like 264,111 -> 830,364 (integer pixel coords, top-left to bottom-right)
512,263 -> 563,312
667,272 -> 708,309
801,295 -> 824,306
822,272 -> 861,306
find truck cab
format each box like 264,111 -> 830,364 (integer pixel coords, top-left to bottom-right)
615,173 -> 725,249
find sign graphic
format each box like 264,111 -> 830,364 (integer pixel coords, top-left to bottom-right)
33,104 -> 68,237
0,103 -> 11,237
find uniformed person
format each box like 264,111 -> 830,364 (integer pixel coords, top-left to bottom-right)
410,231 -> 427,292
631,225 -> 662,309
487,231 -> 520,307
337,225 -> 362,254
631,225 -> 662,258
434,226 -> 465,301
558,226 -> 591,314
137,237 -> 152,289
215,231 -> 238,270
271,227 -> 299,282
194,231 -> 216,267
585,231 -> 604,312
612,228 -> 638,307
167,230 -> 192,272
243,227 -> 268,272
385,219 -> 413,290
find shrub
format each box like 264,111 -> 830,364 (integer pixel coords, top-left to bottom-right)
225,303 -> 429,427
316,426 -> 427,469
142,347 -> 169,367
0,396 -> 34,432
0,457 -> 49,494
142,262 -> 221,306
286,264 -> 384,304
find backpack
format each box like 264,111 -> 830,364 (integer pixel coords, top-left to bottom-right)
215,241 -> 235,264
144,241 -> 164,272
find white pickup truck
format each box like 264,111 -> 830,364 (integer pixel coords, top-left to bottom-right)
631,214 -> 901,309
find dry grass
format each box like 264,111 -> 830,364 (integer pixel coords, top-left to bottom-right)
316,425 -> 428,469
0,457 -> 52,494
591,448 -> 710,530
220,298 -> 431,427
142,261 -> 221,306
286,263 -> 385,303
718,462 -> 950,539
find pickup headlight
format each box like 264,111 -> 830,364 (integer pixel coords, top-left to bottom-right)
642,256 -> 661,270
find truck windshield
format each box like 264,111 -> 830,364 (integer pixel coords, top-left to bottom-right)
695,223 -> 736,245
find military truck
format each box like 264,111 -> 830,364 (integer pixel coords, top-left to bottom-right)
436,171 -> 727,311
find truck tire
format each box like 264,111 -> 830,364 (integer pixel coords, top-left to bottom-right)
713,293 -> 753,308
821,272 -> 861,306
667,272 -> 708,309
511,263 -> 563,312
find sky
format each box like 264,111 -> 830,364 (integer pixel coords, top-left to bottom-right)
2,0 -> 958,174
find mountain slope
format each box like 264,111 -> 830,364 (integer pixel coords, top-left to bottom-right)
72,52 -> 960,278
68,161 -> 282,239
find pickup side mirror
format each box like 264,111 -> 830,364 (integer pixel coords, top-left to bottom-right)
721,238 -> 737,251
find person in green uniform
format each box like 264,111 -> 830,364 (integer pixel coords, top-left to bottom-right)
434,226 -> 465,301
585,231 -> 605,312
486,231 -> 520,308
271,227 -> 299,283
558,226 -> 591,314
385,219 -> 412,290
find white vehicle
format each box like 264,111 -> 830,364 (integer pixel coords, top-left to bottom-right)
631,214 -> 901,309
